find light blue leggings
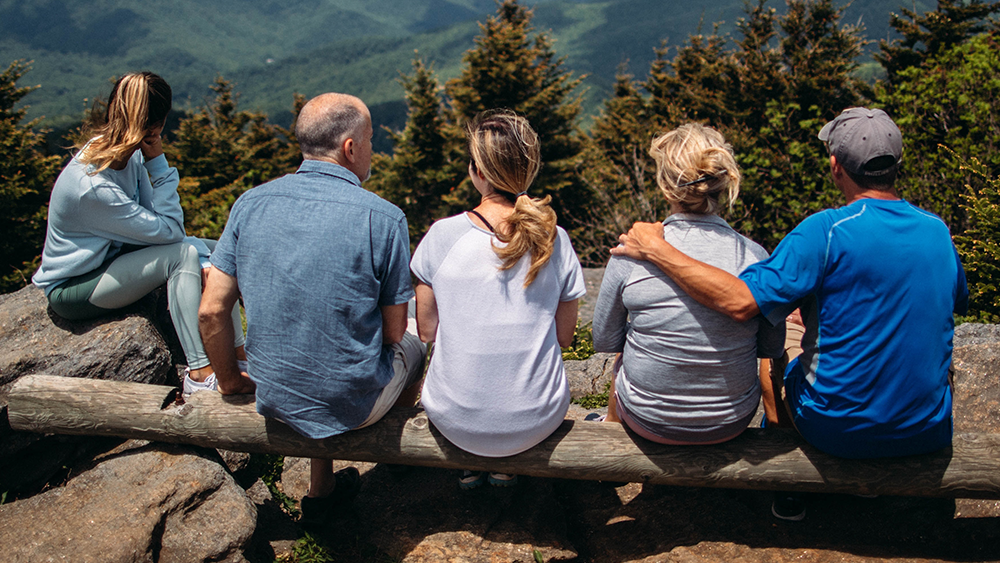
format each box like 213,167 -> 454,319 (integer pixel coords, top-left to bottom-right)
47,239 -> 244,369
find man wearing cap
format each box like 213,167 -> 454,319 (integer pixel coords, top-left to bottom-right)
611,108 -> 968,518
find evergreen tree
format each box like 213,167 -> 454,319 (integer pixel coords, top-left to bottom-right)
165,78 -> 301,239
374,0 -> 587,243
879,31 -> 1000,233
445,0 -> 586,220
0,61 -> 61,293
368,58 -> 463,245
877,0 -> 1000,83
582,0 -> 868,254
954,152 -> 1000,322
573,70 -> 665,263
731,0 -> 868,249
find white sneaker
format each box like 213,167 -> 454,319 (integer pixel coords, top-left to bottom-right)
183,368 -> 218,396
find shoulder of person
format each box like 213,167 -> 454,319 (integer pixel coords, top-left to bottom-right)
421,213 -> 475,242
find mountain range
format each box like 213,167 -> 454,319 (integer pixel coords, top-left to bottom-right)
2,0 -> 930,150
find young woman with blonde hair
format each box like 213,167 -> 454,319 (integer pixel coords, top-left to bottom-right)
32,71 -> 247,394
593,122 -> 785,444
411,110 -> 585,488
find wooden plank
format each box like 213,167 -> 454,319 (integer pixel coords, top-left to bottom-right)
8,374 -> 1000,499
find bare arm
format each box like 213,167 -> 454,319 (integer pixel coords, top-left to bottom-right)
413,282 -> 438,343
381,302 -> 408,345
198,267 -> 255,395
555,299 -> 579,349
610,221 -> 760,322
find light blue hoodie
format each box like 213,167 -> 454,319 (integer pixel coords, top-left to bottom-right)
32,148 -> 205,294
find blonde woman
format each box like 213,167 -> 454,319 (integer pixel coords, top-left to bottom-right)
32,72 -> 247,394
592,123 -> 785,444
411,110 -> 585,488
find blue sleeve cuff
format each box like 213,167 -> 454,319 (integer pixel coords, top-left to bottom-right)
143,154 -> 169,177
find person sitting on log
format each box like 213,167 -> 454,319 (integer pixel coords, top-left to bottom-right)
198,93 -> 426,525
610,107 -> 969,521
410,110 -> 586,489
31,71 -> 247,396
592,123 -> 786,445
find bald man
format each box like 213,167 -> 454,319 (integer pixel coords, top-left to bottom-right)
199,93 -> 425,525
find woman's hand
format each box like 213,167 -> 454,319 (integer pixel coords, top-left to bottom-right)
139,127 -> 164,160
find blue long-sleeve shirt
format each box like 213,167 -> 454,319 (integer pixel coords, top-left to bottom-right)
33,148 -> 186,294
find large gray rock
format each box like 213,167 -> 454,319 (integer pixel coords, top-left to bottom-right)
0,285 -> 176,492
951,322 -> 1000,435
0,441 -> 257,563
564,352 -> 616,400
949,323 -> 1000,519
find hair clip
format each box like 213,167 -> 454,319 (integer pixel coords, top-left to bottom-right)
515,191 -> 528,198
676,170 -> 726,188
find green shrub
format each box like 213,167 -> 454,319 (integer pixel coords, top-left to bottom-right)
561,321 -> 595,361
954,153 -> 1000,323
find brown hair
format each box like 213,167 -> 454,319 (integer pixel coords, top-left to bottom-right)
649,123 -> 741,215
78,72 -> 172,173
467,110 -> 556,287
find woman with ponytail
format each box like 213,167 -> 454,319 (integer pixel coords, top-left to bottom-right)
33,72 -> 249,395
411,110 -> 585,488
592,123 -> 785,444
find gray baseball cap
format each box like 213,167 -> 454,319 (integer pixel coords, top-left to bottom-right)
818,107 -> 902,177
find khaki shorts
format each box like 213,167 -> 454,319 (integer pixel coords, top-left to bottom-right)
357,328 -> 426,428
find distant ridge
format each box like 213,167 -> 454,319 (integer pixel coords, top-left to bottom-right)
1,0 -> 927,142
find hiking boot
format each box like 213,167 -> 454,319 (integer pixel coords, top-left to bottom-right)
459,470 -> 485,490
300,467 -> 362,526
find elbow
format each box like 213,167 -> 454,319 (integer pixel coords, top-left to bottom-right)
729,303 -> 760,323
592,337 -> 623,354
384,326 -> 405,346
198,300 -> 228,329
557,333 -> 574,349
417,329 -> 435,344
590,323 -> 622,353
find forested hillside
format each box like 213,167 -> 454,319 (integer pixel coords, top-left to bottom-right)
3,0 -> 929,138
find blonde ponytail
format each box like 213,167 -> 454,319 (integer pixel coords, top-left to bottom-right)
78,72 -> 172,173
649,123 -> 741,215
467,110 -> 557,287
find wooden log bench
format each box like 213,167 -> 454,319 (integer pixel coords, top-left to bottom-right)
8,374 -> 1000,499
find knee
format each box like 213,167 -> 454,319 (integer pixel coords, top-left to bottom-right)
163,241 -> 203,276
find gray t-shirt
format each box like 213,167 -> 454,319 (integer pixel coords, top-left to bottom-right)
593,213 -> 785,441
211,160 -> 414,439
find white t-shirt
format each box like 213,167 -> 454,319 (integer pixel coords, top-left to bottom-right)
411,213 -> 586,457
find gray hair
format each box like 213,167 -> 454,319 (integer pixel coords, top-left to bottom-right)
296,97 -> 366,159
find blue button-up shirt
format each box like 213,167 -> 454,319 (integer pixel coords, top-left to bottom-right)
212,160 -> 414,438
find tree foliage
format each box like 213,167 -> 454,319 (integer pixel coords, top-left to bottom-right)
369,0 -> 587,245
370,58 -> 464,245
876,0 -> 1000,84
955,153 -> 1000,323
165,78 -> 303,239
0,61 -> 61,293
878,30 -> 1000,234
576,0 -> 868,262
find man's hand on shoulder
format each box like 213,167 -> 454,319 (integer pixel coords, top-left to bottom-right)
610,221 -> 665,261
